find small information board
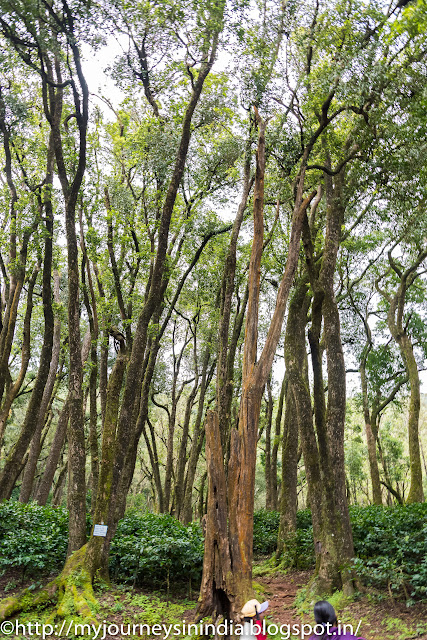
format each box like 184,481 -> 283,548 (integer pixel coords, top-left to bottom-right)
93,524 -> 108,537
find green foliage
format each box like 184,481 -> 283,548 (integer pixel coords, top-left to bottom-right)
256,505 -> 427,602
253,509 -> 280,555
0,501 -> 69,577
351,503 -> 427,603
109,512 -> 204,587
253,509 -> 314,568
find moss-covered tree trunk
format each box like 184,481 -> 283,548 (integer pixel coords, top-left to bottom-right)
86,341 -> 127,581
297,164 -> 355,595
379,249 -> 427,504
284,282 -> 323,571
396,334 -> 424,503
276,375 -> 299,564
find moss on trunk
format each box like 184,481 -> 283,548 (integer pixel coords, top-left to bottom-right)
0,545 -> 98,625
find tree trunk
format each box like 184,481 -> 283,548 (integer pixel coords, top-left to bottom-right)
0,168 -> 55,500
0,263 -> 39,451
360,365 -> 382,505
302,164 -> 355,594
181,358 -> 215,523
196,411 -> 234,620
86,342 -> 127,580
19,271 -> 61,503
276,375 -> 299,564
270,374 -> 285,511
397,335 -> 424,503
283,282 -> 323,569
198,109 -> 317,619
378,248 -> 427,504
52,462 -> 68,507
175,341 -> 211,520
264,376 -> 274,510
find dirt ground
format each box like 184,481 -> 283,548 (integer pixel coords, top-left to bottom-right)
258,571 -> 427,640
1,569 -> 427,639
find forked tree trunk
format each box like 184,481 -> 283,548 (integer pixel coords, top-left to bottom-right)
300,164 -> 355,594
198,109 -> 317,621
283,281 -> 323,571
377,248 -> 427,504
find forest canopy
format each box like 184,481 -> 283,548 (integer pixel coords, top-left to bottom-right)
0,0 -> 426,631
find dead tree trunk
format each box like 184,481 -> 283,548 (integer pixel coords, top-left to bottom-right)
198,109 -> 318,620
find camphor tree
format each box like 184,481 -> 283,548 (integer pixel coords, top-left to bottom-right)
341,48 -> 427,506
0,0 -> 91,559
0,0 -> 426,627
199,0 -> 427,616
0,0 -> 227,622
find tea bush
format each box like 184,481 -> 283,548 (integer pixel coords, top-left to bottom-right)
350,503 -> 427,602
0,501 -> 69,577
253,509 -> 280,555
109,511 -> 204,587
1,500 -> 425,602
253,504 -> 427,602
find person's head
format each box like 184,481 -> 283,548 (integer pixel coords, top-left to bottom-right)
241,599 -> 269,622
313,601 -> 338,637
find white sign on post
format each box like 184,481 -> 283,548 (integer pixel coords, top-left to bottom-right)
93,524 -> 108,537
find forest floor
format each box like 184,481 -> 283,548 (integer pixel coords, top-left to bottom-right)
256,569 -> 427,640
1,568 -> 427,639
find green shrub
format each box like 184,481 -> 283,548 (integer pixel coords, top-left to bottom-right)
253,509 -> 280,555
253,504 -> 427,602
109,512 -> 204,587
350,503 -> 427,602
253,509 -> 314,568
1,499 -> 425,603
0,500 -> 69,577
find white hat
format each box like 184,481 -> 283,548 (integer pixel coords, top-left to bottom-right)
241,599 -> 269,617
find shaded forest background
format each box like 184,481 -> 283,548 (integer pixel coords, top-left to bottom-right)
0,0 -> 427,624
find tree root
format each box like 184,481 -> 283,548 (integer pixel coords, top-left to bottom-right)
0,544 -> 98,624
0,577 -> 60,622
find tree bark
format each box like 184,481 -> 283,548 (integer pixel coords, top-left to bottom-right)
0,148 -> 55,499
196,411 -> 234,620
264,376 -> 274,510
270,374 -> 285,511
19,271 -> 62,503
360,363 -> 382,505
35,331 -> 91,505
276,375 -> 299,564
